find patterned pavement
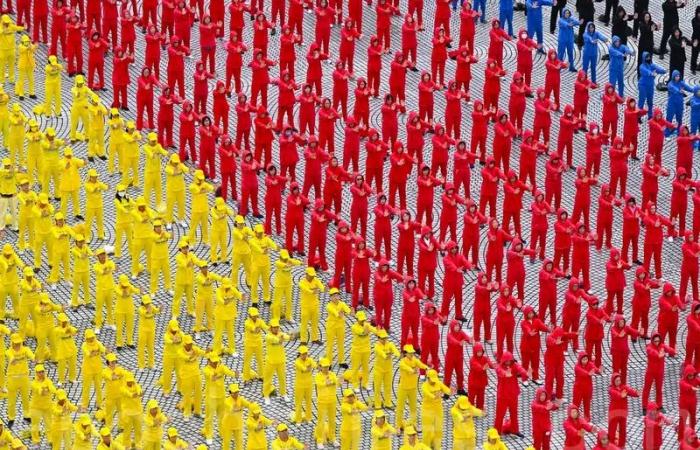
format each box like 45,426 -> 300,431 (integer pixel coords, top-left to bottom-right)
0,0 -> 699,448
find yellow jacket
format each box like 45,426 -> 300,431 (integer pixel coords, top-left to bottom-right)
231,226 -> 253,255
340,399 -> 368,432
34,298 -> 61,327
246,414 -> 273,449
41,135 -> 65,161
374,341 -> 400,373
94,259 -> 116,289
162,328 -> 183,359
52,400 -> 78,431
314,371 -> 338,405
32,202 -> 55,234
351,321 -> 376,353
215,285 -> 243,320
398,356 -> 427,391
73,421 -> 98,448
165,162 -> 188,192
8,110 -> 26,136
108,116 -> 125,145
326,300 -> 351,329
71,244 -> 93,273
88,103 -> 107,136
0,166 -> 16,196
143,142 -> 167,175
19,276 -> 42,305
244,317 -> 268,348
138,304 -> 160,332
18,190 -> 37,218
210,202 -> 233,231
71,85 -> 91,107
451,401 -> 483,440
0,21 -> 23,52
265,330 -> 289,364
131,207 -> 154,237
371,421 -> 397,450
51,223 -> 74,253
102,365 -> 127,398
250,234 -> 278,267
203,363 -> 236,399
150,229 -> 171,261
114,197 -> 134,226
195,271 -> 222,299
122,130 -> 141,160
483,429 -> 508,450
30,377 -> 56,410
163,438 -> 189,449
274,257 -> 302,288
115,282 -> 139,315
143,410 -> 168,442
178,345 -> 205,379
120,383 -> 143,416
175,252 -> 204,285
272,436 -> 305,450
0,251 -> 23,286
420,380 -> 451,412
222,395 -> 251,430
26,128 -> 43,155
294,356 -> 316,388
84,179 -> 108,209
17,40 -> 36,69
58,157 -> 85,192
299,276 -> 324,307
54,324 -> 78,358
189,180 -> 214,213
81,340 -> 106,375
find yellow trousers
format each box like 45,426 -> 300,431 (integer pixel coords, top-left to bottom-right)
81,372 -> 102,408
242,344 -> 263,381
95,287 -> 114,328
0,196 -> 18,230
19,299 -> 37,336
210,227 -> 227,263
250,263 -> 270,304
143,172 -> 162,207
203,397 -> 225,439
7,377 -> 30,420
26,147 -> 40,183
57,354 -> 77,383
121,414 -> 142,448
8,135 -> 24,166
0,284 -> 19,319
195,294 -> 213,331
41,160 -> 60,197
453,437 -> 476,450
85,207 -> 104,240
35,321 -> 55,361
300,305 -> 319,343
374,369 -> 393,408
181,374 -> 202,418
87,131 -> 105,158
340,429 -> 361,450
173,283 -> 194,317
315,401 -> 337,444
44,82 -> 62,115
121,157 -> 139,187
15,67 -> 35,97
221,428 -> 243,450
395,388 -> 417,429
165,189 -> 185,222
138,328 -> 156,368
115,311 -> 135,346
422,407 -> 444,449
272,285 -> 293,321
188,211 -> 208,243
30,407 -> 52,444
0,52 -> 15,82
149,258 -> 171,294
231,252 -> 251,288
114,223 -> 132,259
325,323 -> 346,363
349,350 -> 370,389
107,142 -> 122,175
60,189 -> 80,218
263,361 -> 286,397
18,213 -> 34,251
214,319 -> 236,354
160,355 -> 182,395
34,231 -> 52,268
102,397 -> 121,428
70,105 -> 89,140
131,238 -> 152,276
71,270 -> 90,307
293,385 -> 312,422
51,428 -> 72,450
49,249 -> 69,283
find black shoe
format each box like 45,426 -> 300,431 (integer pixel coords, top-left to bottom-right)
514,432 -> 525,438
457,389 -> 468,396
23,417 -> 31,423
442,394 -> 450,400
99,155 -> 107,161
29,94 -> 37,99
18,96 -> 23,100
339,363 -> 348,369
75,215 -> 84,221
128,344 -> 136,349
116,346 -> 123,351
7,420 -> 13,428
88,156 -> 95,162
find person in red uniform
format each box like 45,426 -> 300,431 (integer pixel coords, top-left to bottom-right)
520,305 -> 549,385
50,0 -> 71,58
332,221 -> 355,294
558,105 -> 580,169
225,32 -> 247,94
544,152 -> 565,210
416,165 -> 443,225
495,284 -> 520,359
572,351 -> 600,419
647,107 -> 675,163
487,19 -> 511,67
641,153 -> 670,208
136,66 -> 163,130
621,196 -> 642,264
643,202 -> 675,279
492,111 -> 517,174
279,125 -> 305,182
671,168 -> 700,237
553,209 -> 574,276
278,25 -> 301,80
605,248 -> 631,314
254,107 -> 275,168
444,320 -> 472,395
401,278 -> 425,348
178,100 -> 197,162
441,241 -> 471,321
340,19 -> 360,76
470,100 -> 492,163
367,36 -> 384,98
608,372 -> 639,447
563,404 -> 597,450
443,82 -> 469,140
479,157 -> 504,218
218,136 -> 239,203
631,267 -> 660,341
658,282 -> 686,350
317,99 -> 340,154
533,87 -> 553,145
507,237 -> 534,302
545,326 -> 576,401
112,47 -> 135,109
501,171 -> 529,237
298,83 -> 321,137
417,226 -> 441,300
544,49 -> 567,110
212,82 -> 230,135
373,193 -> 399,260
585,122 -> 609,178
539,259 -> 564,326
483,58 -> 506,112
234,93 -> 255,153
585,298 -> 611,368
609,315 -> 639,384
571,223 -> 595,291
516,28 -> 539,87
571,167 -> 597,230
531,387 -> 559,450
417,71 -> 437,129
509,72 -> 531,136
323,156 -> 352,215
332,61 -> 351,120
451,141 -> 475,199
681,232 -> 700,304
308,199 -> 338,271
431,27 -> 451,89
485,218 -> 513,283
66,13 -> 85,75
642,402 -> 673,450
562,278 -> 595,352
251,13 -> 273,57
162,0 -> 176,37
198,117 -> 222,179
596,184 -> 621,251
167,35 -> 189,98
678,364 -> 700,441
144,26 -> 166,80
530,190 -> 554,262
608,137 -> 632,198
240,152 -> 263,218
473,272 -> 496,343
264,164 -> 287,234
389,143 -> 417,210
519,131 -> 545,190
458,1 -> 478,50
601,83 -> 624,139
248,49 -> 276,107
622,97 -> 647,159
493,351 -> 528,437
396,211 -> 421,276
314,0 -> 333,54
87,31 -> 109,90
120,6 -> 138,54
305,43 -> 327,96
192,60 -> 214,115
421,302 -> 441,371
350,174 -> 372,239
351,239 -> 374,309
642,332 -> 676,411
285,182 -> 310,255
139,0 -> 157,31
158,87 -> 182,148
343,116 -> 361,172
33,0 -> 49,43
453,46 -> 478,95
375,0 -> 397,53
401,14 -> 418,70
468,342 -> 495,409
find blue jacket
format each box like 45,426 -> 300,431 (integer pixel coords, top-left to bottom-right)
526,0 -> 553,28
608,36 -> 633,72
690,88 -> 700,119
557,9 -> 580,44
639,52 -> 666,88
668,71 -> 694,108
500,0 -> 514,14
582,25 -> 607,56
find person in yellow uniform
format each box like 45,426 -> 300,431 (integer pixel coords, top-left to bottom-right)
93,247 -> 116,334
249,224 -> 277,306
101,353 -> 127,429
18,266 -> 41,336
373,328 -> 400,408
73,414 -> 99,449
87,93 -> 107,161
222,383 -> 251,449
400,426 -> 430,450
395,345 -> 428,432
160,319 -> 183,396
5,333 -> 34,426
54,313 -> 78,385
451,395 -> 484,450
142,400 -> 168,450
299,267 -> 325,344
107,108 -> 125,175
231,215 -> 253,287
115,274 -> 139,349
209,197 -> 233,265
0,323 -> 9,398
84,169 -> 108,240
69,75 -> 91,141
71,233 -> 93,308
164,153 -> 188,227
24,119 -> 42,184
130,196 -> 154,277
272,249 -> 301,322
120,373 -> 143,448
37,55 -> 63,114
272,423 -> 305,450
31,192 -> 54,269
0,15 -> 22,83
81,328 -> 106,409
15,34 -> 36,99
292,345 -> 316,424
194,261 -> 222,336
246,403 -> 275,450
202,353 -> 237,444
314,357 -> 339,448
263,318 -> 292,404
51,389 -> 78,449
482,428 -> 507,450
178,334 -> 205,420
48,212 -> 73,285
340,389 -> 368,450
137,294 -> 160,369
149,219 -> 172,295
16,175 -> 36,253
188,170 -> 214,244
371,409 -> 397,450
346,310 -> 377,391
0,243 -> 24,320
7,103 -> 26,166
58,147 -> 85,219
0,422 -> 12,449
242,307 -> 267,382
121,121 -> 141,187
34,293 -> 62,362
114,185 -> 134,261
163,427 -> 189,449
29,364 -> 56,444
214,278 -> 244,356
0,85 -> 8,148
173,239 -> 204,318
97,427 -> 124,450
40,127 -> 64,198
142,132 -> 168,207
0,158 -> 17,233
325,287 -> 351,367
421,369 -> 452,449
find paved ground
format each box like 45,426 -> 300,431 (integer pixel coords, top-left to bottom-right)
0,0 -> 698,448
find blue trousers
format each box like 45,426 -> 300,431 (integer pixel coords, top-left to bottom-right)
666,102 -> 683,136
557,41 -> 576,70
582,53 -> 597,83
499,10 -> 514,36
609,69 -> 624,97
528,25 -> 544,45
451,0 -> 464,9
639,84 -> 654,118
474,0 -> 486,22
